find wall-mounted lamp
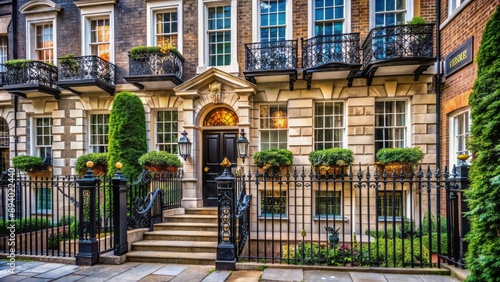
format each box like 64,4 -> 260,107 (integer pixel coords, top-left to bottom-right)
178,130 -> 192,161
236,129 -> 249,164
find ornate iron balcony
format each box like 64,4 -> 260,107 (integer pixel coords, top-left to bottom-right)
128,51 -> 183,79
362,24 -> 435,69
245,39 -> 298,71
302,33 -> 361,69
2,61 -> 58,89
58,55 -> 115,86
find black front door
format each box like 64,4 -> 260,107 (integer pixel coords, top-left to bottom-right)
202,131 -> 238,206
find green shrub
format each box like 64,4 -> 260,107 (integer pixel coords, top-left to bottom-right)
75,153 -> 108,176
375,147 -> 424,165
129,46 -> 180,59
3,59 -> 34,68
107,92 -> 148,179
407,16 -> 427,25
138,151 -> 181,167
253,149 -> 293,170
0,217 -> 51,233
368,238 -> 430,267
308,148 -> 354,167
57,215 -> 76,227
465,6 -> 500,281
421,213 -> 447,235
421,233 -> 448,254
12,155 -> 47,172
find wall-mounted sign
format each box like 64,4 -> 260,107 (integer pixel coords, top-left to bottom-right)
445,37 -> 473,77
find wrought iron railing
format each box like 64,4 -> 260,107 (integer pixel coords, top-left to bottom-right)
302,33 -> 361,69
128,51 -> 183,79
2,61 -> 58,89
362,24 -> 434,69
58,55 -> 115,86
235,164 -> 466,269
245,39 -> 298,71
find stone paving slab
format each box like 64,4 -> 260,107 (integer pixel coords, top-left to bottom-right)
304,270 -> 352,282
350,272 -> 387,282
384,274 -> 422,282
52,274 -> 87,282
108,263 -> 165,281
417,275 -> 461,282
261,268 -> 303,282
21,263 -> 66,274
153,264 -> 188,276
169,265 -> 213,282
79,262 -> 141,281
34,264 -> 80,279
139,274 -> 175,282
225,270 -> 262,282
201,270 -> 231,282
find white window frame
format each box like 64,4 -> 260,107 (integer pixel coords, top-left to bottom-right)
147,0 -> 183,50
374,99 -> 410,152
315,190 -> 342,218
31,116 -> 53,162
77,3 -> 115,63
0,36 -> 7,72
308,0 -> 351,37
449,0 -> 467,16
449,108 -> 471,167
314,101 -> 346,150
154,109 -> 179,154
259,103 -> 288,150
88,113 -> 110,153
369,0 -> 413,28
197,0 -> 238,74
252,0 -> 293,42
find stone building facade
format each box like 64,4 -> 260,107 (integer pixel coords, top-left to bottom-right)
0,0 -> 441,235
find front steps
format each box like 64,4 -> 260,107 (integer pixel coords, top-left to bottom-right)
126,208 -> 219,265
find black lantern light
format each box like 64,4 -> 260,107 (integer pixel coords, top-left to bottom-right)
236,129 -> 249,163
178,130 -> 192,161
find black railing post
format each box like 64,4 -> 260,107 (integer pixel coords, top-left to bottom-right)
215,162 -> 236,271
456,164 -> 470,267
76,163 -> 100,266
111,163 -> 129,256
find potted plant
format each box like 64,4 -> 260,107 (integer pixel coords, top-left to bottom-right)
59,54 -> 79,74
12,155 -> 52,178
375,147 -> 424,176
75,153 -> 108,176
253,148 -> 293,175
138,151 -> 182,173
308,148 -> 354,177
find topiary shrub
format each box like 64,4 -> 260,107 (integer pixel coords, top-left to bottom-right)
253,148 -> 293,171
465,6 -> 500,281
75,153 -> 108,176
107,92 -> 148,179
139,151 -> 181,173
12,155 -> 48,172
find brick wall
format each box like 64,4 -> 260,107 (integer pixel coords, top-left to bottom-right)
182,0 -> 198,80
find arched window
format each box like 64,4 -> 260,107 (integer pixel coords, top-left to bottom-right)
203,108 -> 238,126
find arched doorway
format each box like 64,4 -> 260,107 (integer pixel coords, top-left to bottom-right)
0,118 -> 9,172
202,107 -> 239,206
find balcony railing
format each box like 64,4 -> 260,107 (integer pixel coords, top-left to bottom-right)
245,39 -> 298,71
58,55 -> 115,86
128,51 -> 183,79
302,33 -> 361,69
362,24 -> 435,69
2,61 -> 58,89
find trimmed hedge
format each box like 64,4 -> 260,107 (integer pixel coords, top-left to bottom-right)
107,92 -> 148,179
465,6 -> 500,282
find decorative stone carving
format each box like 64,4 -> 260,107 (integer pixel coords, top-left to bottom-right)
209,81 -> 222,104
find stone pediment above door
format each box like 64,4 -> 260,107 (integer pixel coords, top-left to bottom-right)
173,68 -> 257,103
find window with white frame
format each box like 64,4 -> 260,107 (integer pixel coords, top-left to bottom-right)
377,190 -> 403,219
156,110 -> 178,153
0,37 -> 7,72
314,0 -> 345,36
155,10 -> 178,47
207,5 -> 231,66
89,114 -> 109,153
450,109 -> 471,166
34,117 -> 52,163
260,104 -> 288,150
77,2 -> 115,62
373,0 -> 407,27
260,0 -> 287,42
260,190 -> 287,217
449,0 -> 466,15
32,23 -> 54,64
315,191 -> 342,218
375,101 -> 407,152
314,101 -> 344,150
37,187 -> 52,212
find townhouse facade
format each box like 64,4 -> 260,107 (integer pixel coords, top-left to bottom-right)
0,0 -> 445,236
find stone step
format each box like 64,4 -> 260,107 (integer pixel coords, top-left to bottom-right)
184,207 -> 218,216
126,250 -> 216,265
143,230 -> 218,242
131,240 -> 217,253
154,222 -> 218,232
163,214 -> 218,224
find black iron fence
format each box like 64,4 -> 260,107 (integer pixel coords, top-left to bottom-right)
0,169 -> 182,259
2,61 -> 58,88
128,51 -> 184,79
301,33 -> 361,69
245,39 -> 298,71
58,55 -> 116,85
234,164 -> 469,269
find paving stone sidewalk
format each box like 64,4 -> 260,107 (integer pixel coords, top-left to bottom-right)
0,261 -> 461,282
